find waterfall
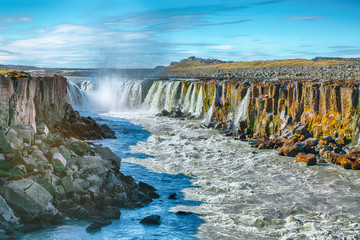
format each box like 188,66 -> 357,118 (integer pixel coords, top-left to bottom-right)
67,77 -> 231,121
67,75 -> 153,112
183,83 -> 195,111
189,84 -> 198,113
67,80 -> 93,108
194,85 -> 204,116
234,88 -> 250,124
164,81 -> 182,111
203,91 -> 216,122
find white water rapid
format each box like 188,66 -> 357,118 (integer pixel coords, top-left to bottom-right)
108,112 -> 360,240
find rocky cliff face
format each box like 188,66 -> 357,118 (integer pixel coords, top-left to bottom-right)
0,74 -> 67,131
203,79 -> 360,142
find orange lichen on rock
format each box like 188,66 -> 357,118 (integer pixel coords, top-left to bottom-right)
295,153 -> 317,166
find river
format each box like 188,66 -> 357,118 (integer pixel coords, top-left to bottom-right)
23,75 -> 360,239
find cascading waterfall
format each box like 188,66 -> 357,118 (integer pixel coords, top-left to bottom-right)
194,85 -> 204,116
183,83 -> 195,111
67,77 -> 248,122
203,91 -> 216,122
67,76 -> 153,112
164,81 -> 182,111
188,83 -> 198,113
234,88 -> 250,125
67,79 -> 93,108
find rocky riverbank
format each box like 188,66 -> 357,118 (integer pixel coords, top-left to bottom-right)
0,73 -> 158,239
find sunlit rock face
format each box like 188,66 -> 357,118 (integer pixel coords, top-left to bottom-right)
0,74 -> 68,132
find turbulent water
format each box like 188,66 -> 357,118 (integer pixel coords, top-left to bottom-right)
106,112 -> 360,240
21,113 -> 203,240
58,76 -> 360,239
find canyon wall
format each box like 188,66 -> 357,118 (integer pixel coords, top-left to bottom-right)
0,74 -> 68,131
142,79 -> 360,144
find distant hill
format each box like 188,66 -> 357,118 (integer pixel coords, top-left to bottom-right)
161,56 -> 360,80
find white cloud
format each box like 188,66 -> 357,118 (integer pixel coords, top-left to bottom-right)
205,45 -> 233,50
0,24 -> 156,68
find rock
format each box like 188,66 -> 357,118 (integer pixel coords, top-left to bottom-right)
73,179 -> 91,190
80,156 -> 109,175
100,124 -> 116,139
335,137 -> 347,145
0,195 -> 19,225
3,179 -> 59,222
9,165 -> 27,176
176,211 -> 192,216
93,146 -> 121,172
57,145 -> 72,160
156,109 -> 170,117
148,191 -> 160,199
295,126 -> 307,135
295,153 -> 317,166
304,138 -> 319,146
278,142 -> 304,157
0,131 -> 22,153
139,215 -> 161,225
36,123 -> 49,136
65,138 -> 89,155
61,176 -> 74,195
168,193 -> 177,200
106,172 -> 121,187
320,136 -> 334,145
52,153 -> 67,172
351,158 -> 360,170
102,206 -> 121,219
11,125 -> 34,144
86,220 -> 112,232
89,164 -> 107,176
16,223 -> 42,233
0,154 -> 11,170
138,182 -> 156,192
86,174 -> 103,188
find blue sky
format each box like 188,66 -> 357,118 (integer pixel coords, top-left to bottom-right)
0,0 -> 359,68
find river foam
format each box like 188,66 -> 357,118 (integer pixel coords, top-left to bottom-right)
105,111 -> 360,240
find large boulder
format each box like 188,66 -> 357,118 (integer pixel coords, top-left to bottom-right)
295,153 -> 317,166
36,123 -> 49,136
93,146 -> 121,172
65,138 -> 89,155
3,179 -> 60,222
11,125 -> 35,144
0,130 -> 23,153
51,153 -> 67,172
0,195 -> 19,225
80,156 -> 110,176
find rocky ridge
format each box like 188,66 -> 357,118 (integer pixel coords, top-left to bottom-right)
162,57 -> 360,81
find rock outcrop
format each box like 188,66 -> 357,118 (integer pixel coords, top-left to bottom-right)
0,74 -> 67,131
0,72 -> 158,239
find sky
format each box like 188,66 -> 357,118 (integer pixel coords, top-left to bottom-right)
0,0 -> 359,68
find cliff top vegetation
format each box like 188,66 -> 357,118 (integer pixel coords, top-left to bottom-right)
164,57 -> 360,74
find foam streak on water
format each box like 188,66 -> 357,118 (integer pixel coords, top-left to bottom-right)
107,112 -> 360,240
